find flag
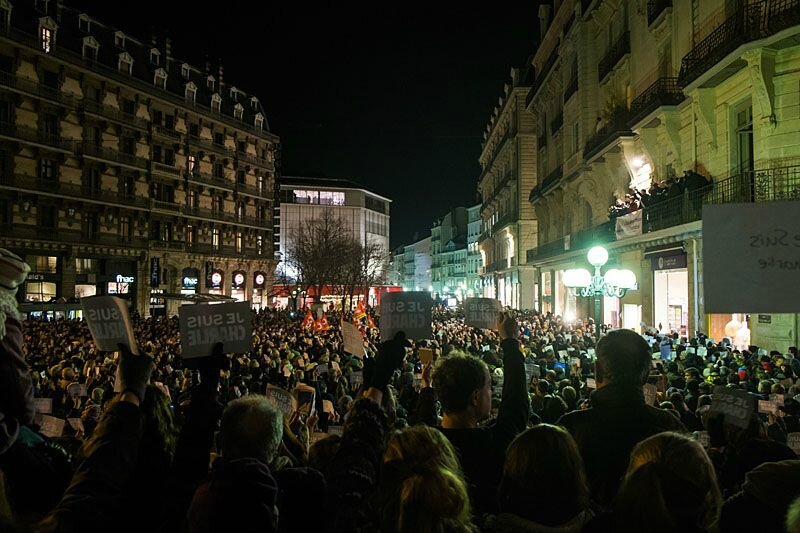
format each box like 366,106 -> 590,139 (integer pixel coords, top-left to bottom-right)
315,314 -> 330,332
354,300 -> 367,321
301,309 -> 315,329
366,315 -> 376,329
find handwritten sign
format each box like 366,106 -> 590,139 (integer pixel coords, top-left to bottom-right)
380,292 -> 432,341
787,433 -> 800,455
419,348 -> 434,365
643,383 -> 658,406
342,322 -> 366,358
82,295 -> 138,353
585,378 -> 596,389
464,298 -> 500,329
322,400 -> 335,415
758,400 -> 779,414
524,361 -> 540,383
293,383 -> 316,415
711,388 -> 755,428
34,398 -> 53,414
39,415 -> 65,438
265,384 -> 296,419
179,301 -> 252,358
704,202 -> 800,312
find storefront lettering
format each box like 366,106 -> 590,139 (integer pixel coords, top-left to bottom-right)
182,276 -> 199,287
115,275 -> 135,284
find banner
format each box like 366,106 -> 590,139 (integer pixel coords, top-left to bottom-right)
179,301 -> 252,358
342,322 -> 366,358
464,298 -> 501,329
615,210 -> 643,240
704,202 -> 800,312
82,295 -> 138,353
380,291 -> 432,341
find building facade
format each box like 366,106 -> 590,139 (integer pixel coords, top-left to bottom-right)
523,0 -> 800,344
0,1 -> 279,317
466,203 -> 482,296
477,67 -> 539,310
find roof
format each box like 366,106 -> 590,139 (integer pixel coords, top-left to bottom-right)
280,176 -> 392,202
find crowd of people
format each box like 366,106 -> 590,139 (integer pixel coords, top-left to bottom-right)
1,247 -> 800,532
608,170 -> 712,220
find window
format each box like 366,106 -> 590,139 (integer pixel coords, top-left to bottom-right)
164,114 -> 175,130
234,103 -> 243,121
39,158 -> 57,180
256,234 -> 263,255
213,196 -> 224,214
75,258 -> 98,274
25,282 -> 56,302
186,224 -> 194,247
154,69 -> 167,89
0,1 -> 11,29
187,190 -> 198,209
236,231 -> 243,253
213,162 -> 224,179
161,222 -> 172,242
118,52 -> 133,75
212,227 -> 220,250
257,175 -> 264,194
181,63 -> 190,79
254,113 -> 264,130
41,112 -> 58,136
78,14 -> 90,33
152,110 -> 163,126
185,82 -> 196,103
293,190 -> 319,204
32,255 -> 57,273
188,123 -> 199,136
214,132 -> 224,146
236,201 -> 244,220
38,205 -> 56,228
251,96 -> 259,110
150,48 -> 160,66
121,136 -> 135,155
256,204 -> 265,222
121,98 -> 135,116
114,31 -> 125,49
211,94 -> 221,113
121,175 -> 135,196
237,170 -> 245,184
207,76 -> 215,91
119,216 -> 131,241
40,25 -> 53,53
187,154 -> 196,173
152,145 -> 162,163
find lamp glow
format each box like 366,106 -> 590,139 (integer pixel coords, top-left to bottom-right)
563,268 -> 591,288
587,246 -> 609,267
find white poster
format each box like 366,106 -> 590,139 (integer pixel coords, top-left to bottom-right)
615,210 -> 643,240
464,298 -> 501,329
179,301 -> 252,358
380,292 -> 432,341
81,295 -> 138,353
704,202 -> 800,312
342,322 -> 366,358
265,384 -> 296,419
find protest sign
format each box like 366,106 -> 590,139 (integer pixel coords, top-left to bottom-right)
419,348 -> 434,365
67,383 -> 87,398
643,384 -> 658,406
322,400 -> 335,415
769,394 -> 785,406
524,361 -> 540,384
711,388 -> 755,428
179,301 -> 252,358
34,398 -> 53,415
587,348 -> 595,357
350,371 -> 363,386
82,295 -> 138,353
704,202 -> 800,312
463,298 -> 500,329
328,425 -> 344,437
758,400 -> 779,415
342,322 -> 366,358
585,378 -> 596,389
67,418 -> 84,433
315,363 -> 329,375
558,350 -> 568,359
293,383 -> 316,415
39,415 -> 65,438
265,384 -> 296,419
380,292 -> 432,341
570,357 -> 581,368
413,373 -> 422,388
787,433 -> 800,456
697,347 -> 708,357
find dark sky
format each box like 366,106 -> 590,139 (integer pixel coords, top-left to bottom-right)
71,2 -> 538,248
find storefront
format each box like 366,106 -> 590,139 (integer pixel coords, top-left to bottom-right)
252,271 -> 266,309
149,289 -> 166,317
181,267 -> 200,296
231,270 -> 247,302
650,251 -> 688,336
21,254 -> 61,305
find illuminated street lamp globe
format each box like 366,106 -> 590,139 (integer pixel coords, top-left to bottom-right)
587,246 -> 609,268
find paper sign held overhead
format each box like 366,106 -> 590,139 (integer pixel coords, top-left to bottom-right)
293,383 -> 316,416
464,298 -> 501,329
34,398 -> 53,415
380,291 -> 432,341
81,295 -> 138,353
419,348 -> 434,365
711,388 -> 755,428
758,400 -> 779,414
643,384 -> 658,406
265,385 -> 296,419
39,415 -> 65,438
704,202 -> 800,312
179,301 -> 252,358
342,322 -> 366,358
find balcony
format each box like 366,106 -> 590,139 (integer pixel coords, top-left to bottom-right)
150,240 -> 186,251
1,174 -> 151,209
186,170 -> 233,190
187,134 -> 235,158
583,107 -> 634,160
598,31 -> 630,83
491,211 -> 517,234
151,199 -> 181,212
81,141 -> 149,169
153,125 -> 183,142
236,149 -> 270,168
529,165 -> 563,202
235,180 -> 270,198
0,223 -> 148,248
0,122 -> 76,152
628,77 -> 685,126
82,99 -> 149,130
564,74 -> 578,103
151,161 -> 182,178
0,70 -> 76,107
526,47 -> 559,108
647,0 -> 672,26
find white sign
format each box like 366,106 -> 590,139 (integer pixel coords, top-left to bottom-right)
787,432 -> 800,456
758,400 -> 779,415
179,301 -> 252,358
704,202 -> 800,312
34,398 -> 53,414
464,298 -> 500,329
615,209 -> 643,240
585,378 -> 596,389
350,371 -> 363,386
39,415 -> 65,438
82,295 -> 138,353
342,322 -> 366,358
328,425 -> 344,437
265,385 -> 297,419
769,394 -> 785,406
380,292 -> 432,341
643,383 -> 658,405
293,384 -> 316,416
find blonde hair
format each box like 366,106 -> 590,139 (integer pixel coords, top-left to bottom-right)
383,426 -> 475,533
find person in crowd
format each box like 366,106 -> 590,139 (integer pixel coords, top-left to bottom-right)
558,329 -> 686,507
494,424 -> 593,532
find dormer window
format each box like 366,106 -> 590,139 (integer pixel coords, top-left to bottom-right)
211,93 -> 221,113
149,48 -> 160,66
118,52 -> 133,74
38,17 -> 57,53
207,75 -> 215,91
250,96 -> 259,111
254,113 -> 264,131
185,82 -> 197,103
82,36 -> 99,62
0,0 -> 10,29
78,13 -> 90,33
230,87 -> 238,102
234,103 -> 244,121
154,68 -> 167,89
114,31 -> 125,49
181,63 -> 190,80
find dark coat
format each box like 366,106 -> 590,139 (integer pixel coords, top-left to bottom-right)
558,383 -> 686,507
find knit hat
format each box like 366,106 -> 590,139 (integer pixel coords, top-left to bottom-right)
0,248 -> 30,338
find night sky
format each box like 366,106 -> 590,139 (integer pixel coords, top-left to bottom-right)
70,2 -> 538,248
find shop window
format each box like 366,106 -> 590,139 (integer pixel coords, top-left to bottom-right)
26,281 -> 56,302
75,257 -> 98,274
31,255 -> 57,273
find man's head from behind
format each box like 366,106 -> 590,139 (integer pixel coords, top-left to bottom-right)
433,353 -> 491,425
221,395 -> 283,465
595,329 -> 650,388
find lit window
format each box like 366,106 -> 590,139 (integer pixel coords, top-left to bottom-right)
236,231 -> 243,253
40,26 -> 53,53
186,224 -> 194,246
187,154 -> 196,173
150,48 -> 160,66
181,63 -> 190,79
211,94 -> 221,113
212,227 -> 220,250
114,31 -> 125,48
185,82 -> 196,103
25,282 -> 56,302
33,255 -> 57,273
234,103 -> 243,121
118,52 -> 133,75
154,68 -> 167,89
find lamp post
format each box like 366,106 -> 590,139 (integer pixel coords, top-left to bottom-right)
563,246 -> 637,334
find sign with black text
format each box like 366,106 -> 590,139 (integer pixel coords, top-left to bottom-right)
82,295 -> 138,353
464,298 -> 501,329
265,384 -> 296,419
380,291 -> 432,341
179,301 -> 252,358
704,202 -> 800,312
710,388 -> 755,428
342,321 -> 366,358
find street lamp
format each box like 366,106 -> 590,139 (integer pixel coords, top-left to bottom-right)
563,246 -> 637,333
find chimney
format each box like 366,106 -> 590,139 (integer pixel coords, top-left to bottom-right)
205,55 -> 211,76
165,37 -> 172,66
218,60 -> 224,91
